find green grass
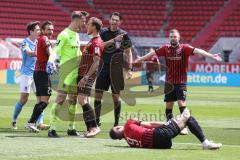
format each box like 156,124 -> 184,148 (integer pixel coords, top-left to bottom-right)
0,84 -> 240,160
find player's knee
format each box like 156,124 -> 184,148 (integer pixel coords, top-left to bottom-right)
68,95 -> 77,105
78,95 -> 88,106
95,90 -> 103,100
177,100 -> 186,106
20,94 -> 29,104
20,98 -> 28,105
166,102 -> 174,109
55,95 -> 66,105
112,94 -> 120,102
56,99 -> 64,105
173,116 -> 186,130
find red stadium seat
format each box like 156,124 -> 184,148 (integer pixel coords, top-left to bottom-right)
0,0 -> 69,39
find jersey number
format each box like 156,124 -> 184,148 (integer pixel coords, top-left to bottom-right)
126,137 -> 142,147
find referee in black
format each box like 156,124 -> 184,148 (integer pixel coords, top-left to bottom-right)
94,12 -> 133,127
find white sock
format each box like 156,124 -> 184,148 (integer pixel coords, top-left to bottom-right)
202,139 -> 210,146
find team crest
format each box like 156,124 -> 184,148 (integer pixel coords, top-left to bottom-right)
95,47 -> 100,54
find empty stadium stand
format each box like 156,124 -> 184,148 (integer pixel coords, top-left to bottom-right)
0,0 -> 69,39
58,0 -> 109,30
192,0 -> 240,50
93,0 -> 166,37
166,0 -> 225,43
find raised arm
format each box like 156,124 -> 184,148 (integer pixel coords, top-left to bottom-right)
24,48 -> 36,57
22,41 -> 35,57
134,50 -> 157,63
103,34 -> 124,47
193,48 -> 222,62
140,121 -> 164,129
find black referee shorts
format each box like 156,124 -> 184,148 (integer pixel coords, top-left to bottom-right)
164,84 -> 187,102
153,119 -> 181,149
34,71 -> 51,96
95,66 -> 124,94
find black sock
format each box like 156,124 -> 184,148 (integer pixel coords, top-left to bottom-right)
28,102 -> 48,123
187,116 -> 206,143
179,106 -> 186,114
82,103 -> 97,130
114,101 -> 121,126
94,100 -> 102,125
165,108 -> 173,121
148,81 -> 153,92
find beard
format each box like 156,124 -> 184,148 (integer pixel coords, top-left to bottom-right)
170,40 -> 179,47
77,26 -> 81,32
47,33 -> 52,39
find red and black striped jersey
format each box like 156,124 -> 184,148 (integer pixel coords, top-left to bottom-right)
79,36 -> 104,79
155,44 -> 195,84
124,119 -> 154,148
35,34 -> 50,71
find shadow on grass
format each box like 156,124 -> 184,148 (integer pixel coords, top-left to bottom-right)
104,144 -> 131,148
105,145 -> 199,150
5,135 -> 50,138
171,148 -> 199,150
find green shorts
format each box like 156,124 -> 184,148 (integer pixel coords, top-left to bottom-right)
57,60 -> 79,94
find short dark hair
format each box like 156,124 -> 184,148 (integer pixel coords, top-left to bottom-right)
110,12 -> 122,20
90,17 -> 103,32
41,21 -> 53,30
26,21 -> 40,35
109,128 -> 117,140
169,29 -> 180,35
71,11 -> 89,20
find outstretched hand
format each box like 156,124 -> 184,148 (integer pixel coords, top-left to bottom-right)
212,53 -> 222,62
134,56 -> 142,63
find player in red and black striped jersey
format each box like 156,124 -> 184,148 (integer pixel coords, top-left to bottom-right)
109,108 -> 222,150
26,21 -> 54,132
135,29 -> 222,135
145,48 -> 161,93
77,17 -> 104,137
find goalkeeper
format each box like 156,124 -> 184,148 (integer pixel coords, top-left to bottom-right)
48,11 -> 89,137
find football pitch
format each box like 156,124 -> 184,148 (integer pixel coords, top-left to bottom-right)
0,84 -> 240,160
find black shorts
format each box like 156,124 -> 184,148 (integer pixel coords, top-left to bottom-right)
164,84 -> 187,102
77,76 -> 94,96
153,119 -> 181,149
34,71 -> 51,96
95,67 -> 124,94
146,71 -> 153,82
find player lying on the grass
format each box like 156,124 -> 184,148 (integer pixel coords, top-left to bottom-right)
134,29 -> 222,135
11,21 -> 49,130
109,108 -> 222,150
